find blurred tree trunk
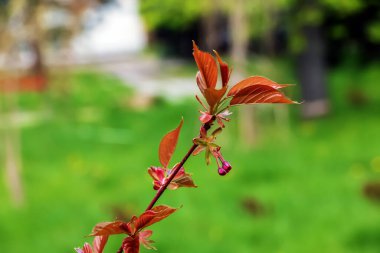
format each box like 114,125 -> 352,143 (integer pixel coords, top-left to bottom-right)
0,0 -> 25,207
229,0 -> 256,146
1,77 -> 25,207
296,1 -> 329,118
4,113 -> 24,207
230,0 -> 249,66
29,39 -> 45,76
201,0 -> 222,50
27,1 -> 46,79
262,0 -> 276,56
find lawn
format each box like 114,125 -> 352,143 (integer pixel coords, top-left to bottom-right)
0,66 -> 380,253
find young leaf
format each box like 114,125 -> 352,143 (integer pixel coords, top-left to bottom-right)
193,41 -> 218,91
148,167 -> 166,190
135,205 -> 177,231
75,243 -> 93,253
139,230 -> 156,250
192,145 -> 205,156
215,110 -> 232,128
196,71 -> 207,94
199,111 -> 213,124
148,166 -> 196,190
230,85 -> 297,105
169,165 -> 197,189
204,86 -> 228,111
213,50 -> 231,87
90,221 -> 129,236
158,118 -> 183,168
122,236 -> 140,253
170,174 -> 197,190
228,76 -> 289,97
93,236 -> 109,253
75,236 -> 109,253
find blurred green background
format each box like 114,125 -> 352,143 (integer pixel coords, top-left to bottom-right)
1,0 -> 380,253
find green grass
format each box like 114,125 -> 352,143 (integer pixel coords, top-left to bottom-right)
0,66 -> 380,253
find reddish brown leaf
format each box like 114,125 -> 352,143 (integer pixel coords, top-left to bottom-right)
92,236 -> 109,253
196,71 -> 207,94
134,205 -> 177,231
192,145 -> 205,156
133,211 -> 156,232
204,86 -> 228,110
90,221 -> 129,236
169,166 -> 197,189
122,236 -> 140,253
147,167 -> 165,182
148,167 -> 166,190
139,230 -> 156,250
228,76 -> 290,97
127,216 -> 138,235
230,85 -> 297,105
213,50 -> 231,87
148,166 -> 196,190
193,41 -> 218,91
158,118 -> 183,168
171,174 -> 197,189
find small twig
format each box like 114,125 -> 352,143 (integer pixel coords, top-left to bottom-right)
116,120 -> 216,252
145,143 -> 198,211
145,119 -> 214,211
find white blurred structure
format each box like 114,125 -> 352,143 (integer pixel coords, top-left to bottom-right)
71,0 -> 147,60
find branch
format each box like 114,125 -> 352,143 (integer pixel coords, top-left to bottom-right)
116,120 -> 215,253
145,143 -> 199,211
145,118 -> 214,211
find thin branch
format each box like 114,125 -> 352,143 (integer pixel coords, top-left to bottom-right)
145,143 -> 198,211
145,119 -> 214,211
116,119 -> 216,253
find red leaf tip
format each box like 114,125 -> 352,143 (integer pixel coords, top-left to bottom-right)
192,40 -> 198,51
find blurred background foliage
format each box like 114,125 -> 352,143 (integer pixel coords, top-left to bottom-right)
0,0 -> 380,253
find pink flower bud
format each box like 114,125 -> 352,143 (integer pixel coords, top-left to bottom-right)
217,161 -> 232,176
218,167 -> 228,176
222,161 -> 232,173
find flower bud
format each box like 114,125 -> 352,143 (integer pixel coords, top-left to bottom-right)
222,161 -> 232,173
153,181 -> 161,190
218,167 -> 228,176
217,161 -> 232,176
